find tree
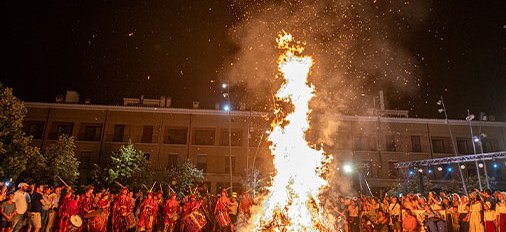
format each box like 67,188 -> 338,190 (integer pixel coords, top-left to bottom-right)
20,135 -> 80,185
0,84 -> 40,180
102,142 -> 151,190
44,135 -> 80,185
168,160 -> 204,198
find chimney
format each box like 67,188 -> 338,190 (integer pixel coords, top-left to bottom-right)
379,90 -> 385,111
65,91 -> 80,103
56,94 -> 64,103
160,96 -> 166,107
192,101 -> 200,109
166,97 -> 172,108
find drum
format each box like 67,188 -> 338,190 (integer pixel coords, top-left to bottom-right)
124,212 -> 137,229
216,211 -> 230,228
84,209 -> 103,218
168,213 -> 179,223
183,211 -> 207,232
70,215 -> 83,228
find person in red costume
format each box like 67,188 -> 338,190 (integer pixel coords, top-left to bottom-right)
112,187 -> 134,232
56,189 -> 80,232
239,192 -> 252,219
180,194 -> 202,231
137,192 -> 158,231
163,192 -> 180,232
88,193 -> 111,232
214,191 -> 231,231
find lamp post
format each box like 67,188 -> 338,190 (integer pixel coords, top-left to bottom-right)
474,133 -> 491,189
437,97 -> 468,195
251,130 -> 270,197
466,110 -> 483,191
222,82 -> 233,193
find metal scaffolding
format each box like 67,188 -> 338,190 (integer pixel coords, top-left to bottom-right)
395,151 -> 506,169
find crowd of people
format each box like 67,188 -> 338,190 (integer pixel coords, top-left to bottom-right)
330,189 -> 506,232
0,181 -> 253,232
1,179 -> 506,232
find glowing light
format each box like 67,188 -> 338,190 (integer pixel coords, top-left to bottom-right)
343,164 -> 353,173
418,168 -> 423,173
255,32 -> 331,231
222,83 -> 228,89
437,167 -> 443,171
493,163 -> 499,169
427,169 -> 433,174
409,170 -> 414,175
223,104 -> 231,111
479,163 -> 484,168
447,167 -> 453,172
460,165 -> 466,170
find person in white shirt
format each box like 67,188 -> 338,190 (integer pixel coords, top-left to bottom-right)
12,183 -> 30,232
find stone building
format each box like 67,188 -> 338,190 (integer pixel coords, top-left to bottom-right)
23,101 -> 506,193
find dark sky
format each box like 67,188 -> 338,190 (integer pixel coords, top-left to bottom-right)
1,0 -> 505,120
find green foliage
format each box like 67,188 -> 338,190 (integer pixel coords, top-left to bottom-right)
20,135 -> 80,185
44,135 -> 80,185
98,142 -> 151,190
0,84 -> 40,180
169,160 -> 204,197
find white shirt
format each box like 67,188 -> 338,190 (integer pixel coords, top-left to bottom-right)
13,190 -> 30,214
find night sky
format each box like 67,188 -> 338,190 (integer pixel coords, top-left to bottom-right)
2,0 -> 506,121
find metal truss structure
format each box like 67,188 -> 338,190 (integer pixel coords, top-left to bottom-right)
395,151 -> 506,169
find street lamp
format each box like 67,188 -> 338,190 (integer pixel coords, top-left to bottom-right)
222,81 -> 233,193
466,110 -> 483,191
474,133 -> 490,189
343,164 -> 353,174
438,97 -> 468,195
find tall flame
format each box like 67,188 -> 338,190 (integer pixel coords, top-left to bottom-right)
255,32 -> 330,231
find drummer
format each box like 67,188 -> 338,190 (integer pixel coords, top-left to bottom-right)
163,192 -> 180,232
214,190 -> 231,232
180,194 -> 201,232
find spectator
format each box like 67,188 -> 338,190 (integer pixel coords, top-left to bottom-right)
27,184 -> 44,232
12,183 -> 30,232
0,192 -> 16,232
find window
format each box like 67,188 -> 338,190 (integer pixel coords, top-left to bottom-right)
166,128 -> 187,144
362,161 -> 374,177
194,129 -> 215,145
457,139 -> 470,154
23,121 -> 44,139
388,161 -> 398,178
167,154 -> 178,168
80,151 -> 92,169
82,125 -> 102,141
249,129 -> 269,147
354,135 -> 376,151
432,137 -> 451,154
113,125 -> 125,142
197,155 -> 208,173
482,139 -> 498,153
411,136 -> 422,152
49,123 -> 73,140
141,126 -> 153,143
221,130 -> 242,146
144,153 -> 151,161
224,156 -> 236,174
385,135 -> 396,152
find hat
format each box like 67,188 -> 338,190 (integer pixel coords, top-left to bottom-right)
232,192 -> 237,198
485,201 -> 492,208
18,182 -> 28,188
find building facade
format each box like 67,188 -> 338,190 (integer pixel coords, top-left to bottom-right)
23,102 -> 506,192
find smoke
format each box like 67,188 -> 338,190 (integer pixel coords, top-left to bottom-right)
224,0 -> 429,145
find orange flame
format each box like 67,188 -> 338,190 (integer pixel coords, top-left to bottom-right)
255,32 -> 331,231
